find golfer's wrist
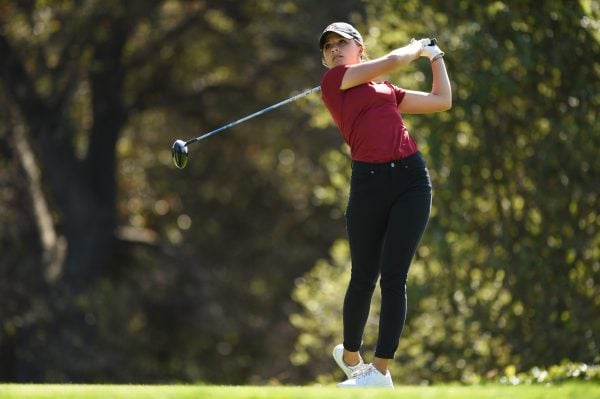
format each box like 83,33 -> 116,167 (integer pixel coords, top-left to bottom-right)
431,53 -> 444,63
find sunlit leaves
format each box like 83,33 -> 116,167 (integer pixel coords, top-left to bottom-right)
291,0 -> 600,384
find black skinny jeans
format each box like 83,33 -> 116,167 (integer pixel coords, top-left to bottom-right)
343,151 -> 432,359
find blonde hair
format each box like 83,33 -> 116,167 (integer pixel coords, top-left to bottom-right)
358,40 -> 369,62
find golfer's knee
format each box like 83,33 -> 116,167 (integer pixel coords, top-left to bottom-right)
348,275 -> 377,294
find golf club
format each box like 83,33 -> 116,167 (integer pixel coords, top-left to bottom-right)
171,86 -> 321,169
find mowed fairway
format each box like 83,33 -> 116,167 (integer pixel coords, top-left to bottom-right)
1,383 -> 599,399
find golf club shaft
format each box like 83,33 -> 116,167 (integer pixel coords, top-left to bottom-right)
185,86 -> 321,146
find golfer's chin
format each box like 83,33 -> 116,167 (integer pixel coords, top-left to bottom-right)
330,58 -> 346,68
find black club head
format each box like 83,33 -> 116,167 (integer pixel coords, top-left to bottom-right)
171,140 -> 189,169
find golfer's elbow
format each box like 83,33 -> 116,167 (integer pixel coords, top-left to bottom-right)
433,95 -> 452,112
440,97 -> 452,111
432,83 -> 452,111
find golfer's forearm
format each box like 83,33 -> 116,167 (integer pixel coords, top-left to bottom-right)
431,58 -> 452,108
340,44 -> 420,90
387,44 -> 422,68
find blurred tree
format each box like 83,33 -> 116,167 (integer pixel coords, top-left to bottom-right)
292,0 -> 600,384
3,0 -> 597,386
0,0 -> 364,383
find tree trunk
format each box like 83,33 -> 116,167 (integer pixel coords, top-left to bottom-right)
1,24 -> 127,289
46,22 -> 128,289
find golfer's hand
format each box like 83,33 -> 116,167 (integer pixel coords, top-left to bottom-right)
421,39 -> 444,62
410,38 -> 428,55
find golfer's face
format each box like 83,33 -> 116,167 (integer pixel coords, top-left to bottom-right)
322,33 -> 362,68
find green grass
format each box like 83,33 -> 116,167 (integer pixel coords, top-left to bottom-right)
1,383 -> 599,399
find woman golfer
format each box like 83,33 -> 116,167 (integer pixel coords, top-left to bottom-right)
319,22 -> 451,388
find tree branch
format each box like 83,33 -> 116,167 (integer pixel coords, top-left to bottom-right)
124,9 -> 206,72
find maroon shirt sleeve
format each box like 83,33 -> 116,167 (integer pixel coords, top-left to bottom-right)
393,84 -> 407,105
320,65 -> 350,130
321,65 -> 348,95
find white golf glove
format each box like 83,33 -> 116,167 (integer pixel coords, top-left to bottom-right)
420,38 -> 444,62
410,38 -> 430,52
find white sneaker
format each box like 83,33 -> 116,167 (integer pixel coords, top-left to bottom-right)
337,363 -> 394,388
332,344 -> 366,378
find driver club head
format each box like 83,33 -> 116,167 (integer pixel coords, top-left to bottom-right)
171,140 -> 189,169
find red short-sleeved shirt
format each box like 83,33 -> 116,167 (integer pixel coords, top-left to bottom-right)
320,65 -> 418,163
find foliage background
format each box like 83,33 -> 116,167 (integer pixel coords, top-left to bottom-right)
0,0 -> 598,385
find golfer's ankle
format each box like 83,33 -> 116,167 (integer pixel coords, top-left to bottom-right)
372,357 -> 389,374
343,350 -> 361,366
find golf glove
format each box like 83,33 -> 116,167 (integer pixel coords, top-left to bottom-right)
410,38 -> 430,51
420,39 -> 444,62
